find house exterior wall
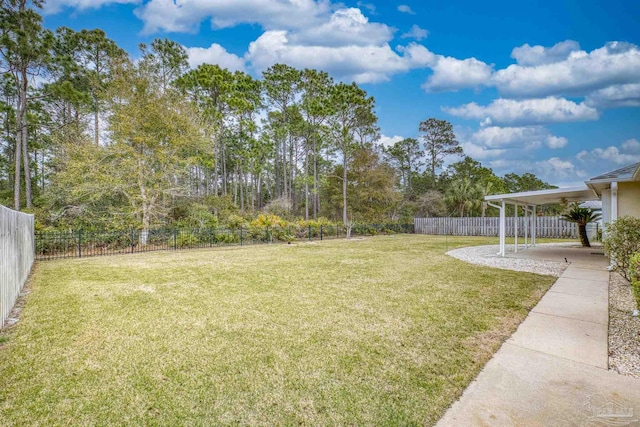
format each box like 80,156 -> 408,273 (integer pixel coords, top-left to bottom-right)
618,182 -> 640,218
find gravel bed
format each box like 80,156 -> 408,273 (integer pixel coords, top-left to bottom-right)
609,272 -> 640,378
446,244 -> 569,277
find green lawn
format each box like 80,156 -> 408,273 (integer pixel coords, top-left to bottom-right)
0,235 -> 556,426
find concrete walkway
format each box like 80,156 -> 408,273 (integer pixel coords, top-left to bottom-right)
437,248 -> 640,426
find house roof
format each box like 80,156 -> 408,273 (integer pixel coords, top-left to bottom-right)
579,200 -> 602,210
587,162 -> 640,183
485,186 -> 597,206
585,162 -> 640,196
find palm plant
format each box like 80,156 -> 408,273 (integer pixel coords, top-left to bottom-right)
561,204 -> 601,247
446,178 -> 481,217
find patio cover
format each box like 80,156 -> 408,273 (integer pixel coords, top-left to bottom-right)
484,186 -> 599,257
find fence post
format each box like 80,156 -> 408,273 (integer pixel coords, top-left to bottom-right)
173,229 -> 177,250
320,225 -> 323,240
77,229 -> 82,258
308,225 -> 312,241
130,228 -> 135,253
240,227 -> 244,246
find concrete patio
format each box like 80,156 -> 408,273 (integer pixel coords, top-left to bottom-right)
437,245 -> 640,426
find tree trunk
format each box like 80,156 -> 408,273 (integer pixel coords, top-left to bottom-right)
21,114 -> 32,209
282,137 -> 288,200
342,153 -> 348,228
578,224 -> 591,247
313,136 -> 318,219
13,122 -> 21,210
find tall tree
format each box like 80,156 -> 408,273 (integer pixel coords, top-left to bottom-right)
502,172 -> 555,193
300,68 -> 333,219
262,64 -> 301,203
77,29 -> 125,145
227,70 -> 262,210
0,0 -> 50,209
384,137 -> 423,196
176,64 -> 235,196
325,146 -> 399,223
140,38 -> 188,94
328,82 -> 376,229
419,118 -> 462,183
105,57 -> 205,239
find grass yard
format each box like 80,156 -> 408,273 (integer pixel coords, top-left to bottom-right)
0,235 -> 556,426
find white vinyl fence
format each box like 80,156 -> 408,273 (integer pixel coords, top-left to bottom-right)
1,205 -> 35,328
414,216 -> 594,239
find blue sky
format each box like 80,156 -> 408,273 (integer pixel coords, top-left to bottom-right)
41,0 -> 640,186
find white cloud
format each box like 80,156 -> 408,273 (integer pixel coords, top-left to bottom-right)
134,0 -> 332,34
397,5 -> 415,14
510,40 -> 580,66
245,34 -> 442,84
357,2 -> 376,14
460,142 -> 506,160
246,30 -> 416,83
622,138 -> 640,153
457,126 -> 568,161
546,135 -> 568,149
43,0 -> 139,14
488,157 -> 587,185
185,43 -> 246,71
157,6 -> 423,84
585,83 -> 640,108
378,134 -> 404,147
577,139 -> 640,165
401,24 -> 428,41
289,8 -> 394,47
422,56 -> 493,92
471,126 -> 546,149
444,97 -> 599,126
493,41 -> 640,97
398,43 -> 437,67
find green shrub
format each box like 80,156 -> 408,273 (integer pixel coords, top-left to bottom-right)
214,231 -> 240,244
603,216 -> 640,279
172,233 -> 200,248
630,253 -> 640,309
225,214 -> 248,230
174,204 -> 219,229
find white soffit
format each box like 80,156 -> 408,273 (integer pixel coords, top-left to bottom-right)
485,186 -> 597,206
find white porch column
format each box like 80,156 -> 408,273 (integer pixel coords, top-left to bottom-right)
487,201 -> 506,257
532,205 -> 537,246
500,200 -> 506,257
524,205 -> 529,249
611,182 -> 618,222
514,203 -> 518,253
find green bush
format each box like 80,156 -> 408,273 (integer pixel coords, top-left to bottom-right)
225,214 -> 249,230
603,216 -> 640,279
630,253 -> 640,309
172,233 -> 200,248
214,231 -> 240,245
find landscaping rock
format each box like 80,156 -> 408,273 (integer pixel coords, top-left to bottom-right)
609,271 -> 640,378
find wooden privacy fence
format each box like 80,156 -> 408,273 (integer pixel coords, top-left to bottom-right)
1,205 -> 34,328
414,216 -> 582,239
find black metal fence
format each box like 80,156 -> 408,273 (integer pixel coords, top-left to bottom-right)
35,223 -> 415,261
